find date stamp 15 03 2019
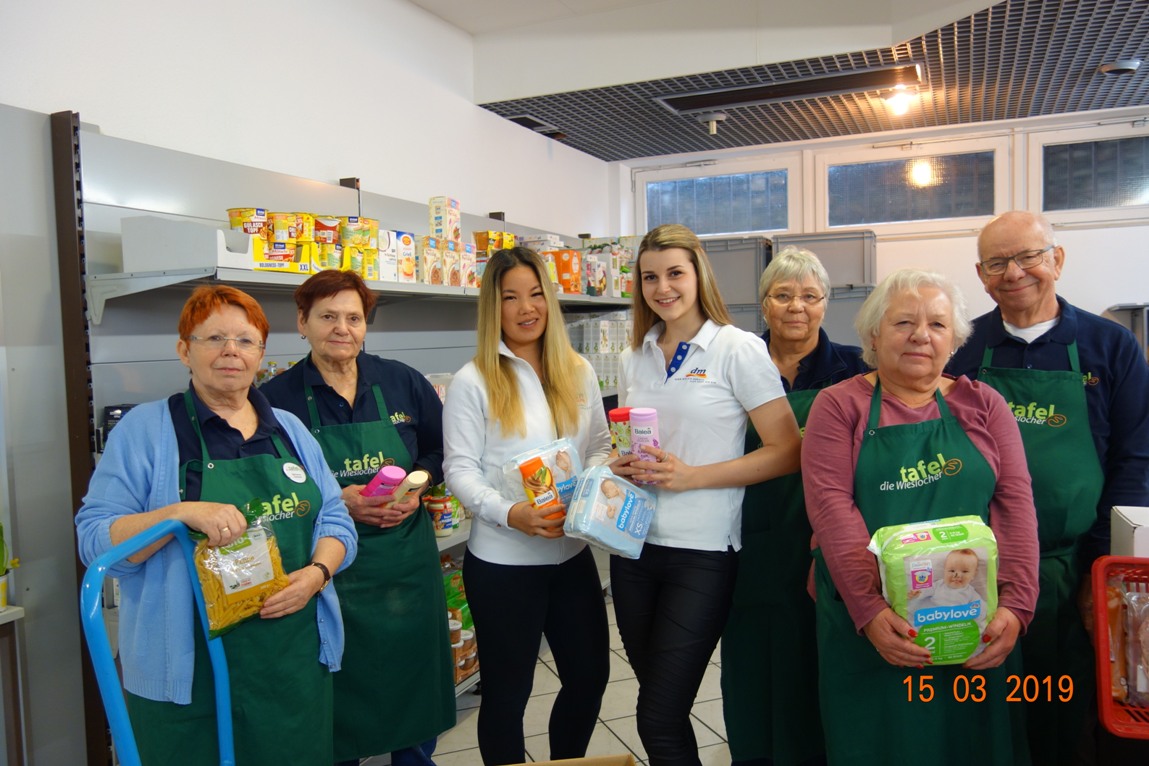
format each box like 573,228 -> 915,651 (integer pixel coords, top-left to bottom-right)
904,674 -> 1074,703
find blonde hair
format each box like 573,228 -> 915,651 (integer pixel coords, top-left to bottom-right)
475,248 -> 583,437
630,224 -> 731,349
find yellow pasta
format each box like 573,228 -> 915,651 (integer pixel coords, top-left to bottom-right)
193,525 -> 290,637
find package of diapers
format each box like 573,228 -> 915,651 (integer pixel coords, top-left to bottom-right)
502,438 -> 583,507
867,515 -> 998,665
564,466 -> 656,559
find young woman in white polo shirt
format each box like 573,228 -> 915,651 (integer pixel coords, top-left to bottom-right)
443,248 -> 612,766
613,224 -> 802,766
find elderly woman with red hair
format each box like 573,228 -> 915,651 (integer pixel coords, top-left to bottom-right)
76,285 -> 356,766
261,269 -> 454,766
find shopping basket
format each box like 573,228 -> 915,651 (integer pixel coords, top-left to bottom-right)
79,519 -> 236,766
1091,554 -> 1149,740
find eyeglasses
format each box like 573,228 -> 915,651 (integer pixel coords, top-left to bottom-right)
766,292 -> 826,307
978,244 -> 1055,276
186,335 -> 265,353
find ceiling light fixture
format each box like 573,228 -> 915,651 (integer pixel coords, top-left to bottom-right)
885,84 -> 915,116
1098,59 -> 1142,75
697,112 -> 728,135
656,64 -> 921,115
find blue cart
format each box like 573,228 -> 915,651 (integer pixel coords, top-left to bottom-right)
79,519 -> 236,766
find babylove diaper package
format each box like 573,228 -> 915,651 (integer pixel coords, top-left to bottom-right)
564,466 -> 656,559
503,438 -> 584,509
867,515 -> 998,665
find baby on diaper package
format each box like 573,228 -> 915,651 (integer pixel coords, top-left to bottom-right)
867,515 -> 998,665
564,466 -> 656,559
503,438 -> 582,507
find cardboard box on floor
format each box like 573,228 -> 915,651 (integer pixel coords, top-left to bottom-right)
514,757 -> 636,766
1111,505 -> 1149,556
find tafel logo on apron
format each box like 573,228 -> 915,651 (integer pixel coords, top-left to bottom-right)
878,451 -> 963,491
1004,399 -> 1067,427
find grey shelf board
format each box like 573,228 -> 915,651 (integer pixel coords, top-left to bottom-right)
87,267 -> 628,324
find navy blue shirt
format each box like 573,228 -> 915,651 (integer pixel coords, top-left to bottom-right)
946,297 -> 1149,563
260,352 -> 445,485
169,385 -> 301,502
762,326 -> 869,393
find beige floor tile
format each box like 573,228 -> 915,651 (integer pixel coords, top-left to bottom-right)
532,658 -> 562,695
608,648 -> 636,682
602,715 -> 647,761
597,677 -> 640,721
690,698 -> 727,742
693,662 -> 723,703
436,705 -> 479,754
710,638 -> 721,664
523,691 -> 558,738
607,622 -> 626,651
698,741 -> 732,765
432,747 -> 483,765
600,713 -> 721,759
524,721 -> 634,762
605,597 -> 617,626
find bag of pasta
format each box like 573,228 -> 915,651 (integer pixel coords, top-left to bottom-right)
192,498 -> 290,638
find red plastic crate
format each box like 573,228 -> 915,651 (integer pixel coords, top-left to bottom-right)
1092,555 -> 1149,740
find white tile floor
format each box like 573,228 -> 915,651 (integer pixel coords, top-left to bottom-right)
364,596 -> 729,765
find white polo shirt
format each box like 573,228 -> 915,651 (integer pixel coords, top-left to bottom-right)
619,320 -> 785,551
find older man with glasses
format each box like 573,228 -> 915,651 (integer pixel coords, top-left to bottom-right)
947,210 -> 1149,766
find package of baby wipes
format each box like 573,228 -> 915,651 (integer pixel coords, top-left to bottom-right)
867,515 -> 998,665
564,466 -> 656,559
502,438 -> 583,507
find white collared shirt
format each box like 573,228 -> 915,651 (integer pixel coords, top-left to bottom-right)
443,342 -> 612,565
619,320 -> 785,551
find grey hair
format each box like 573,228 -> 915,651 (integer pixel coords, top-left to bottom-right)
855,268 -> 972,368
758,246 -> 832,306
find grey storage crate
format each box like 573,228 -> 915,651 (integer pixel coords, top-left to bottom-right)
773,230 -> 876,288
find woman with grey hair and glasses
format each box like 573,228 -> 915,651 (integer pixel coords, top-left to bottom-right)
721,246 -> 865,766
801,268 -> 1039,765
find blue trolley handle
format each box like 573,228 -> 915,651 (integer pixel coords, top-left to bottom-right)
79,519 -> 236,766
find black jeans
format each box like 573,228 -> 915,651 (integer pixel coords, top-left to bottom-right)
464,546 -> 610,766
611,543 -> 738,766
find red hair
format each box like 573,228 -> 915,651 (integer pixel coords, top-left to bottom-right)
178,285 -> 270,341
294,269 -> 377,319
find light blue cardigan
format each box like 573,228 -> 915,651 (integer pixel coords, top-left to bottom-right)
75,398 -> 358,704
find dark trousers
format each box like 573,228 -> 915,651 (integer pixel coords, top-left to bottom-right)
610,543 -> 738,766
464,546 -> 610,766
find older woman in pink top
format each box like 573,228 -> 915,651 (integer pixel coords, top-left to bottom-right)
802,268 -> 1039,766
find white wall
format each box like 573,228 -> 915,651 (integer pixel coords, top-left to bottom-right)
0,0 -> 610,238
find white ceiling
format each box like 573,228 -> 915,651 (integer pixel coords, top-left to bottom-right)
407,0 -> 664,36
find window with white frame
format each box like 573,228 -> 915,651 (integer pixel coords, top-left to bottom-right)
1026,120 -> 1149,225
635,155 -> 800,236
1042,135 -> 1149,211
826,151 -> 995,227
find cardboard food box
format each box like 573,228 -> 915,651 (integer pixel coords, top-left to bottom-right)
377,230 -> 398,282
396,231 -> 417,283
442,240 -> 462,288
1111,506 -> 1149,556
418,236 -> 444,285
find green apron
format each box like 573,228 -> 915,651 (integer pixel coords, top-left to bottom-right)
722,388 -> 823,765
979,342 -> 1103,765
128,391 -> 332,766
814,381 -> 1029,765
304,379 -> 454,760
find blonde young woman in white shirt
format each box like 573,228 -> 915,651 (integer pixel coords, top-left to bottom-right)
612,224 -> 802,766
443,248 -> 611,766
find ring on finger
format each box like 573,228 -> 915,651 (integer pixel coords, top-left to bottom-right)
221,526 -> 230,535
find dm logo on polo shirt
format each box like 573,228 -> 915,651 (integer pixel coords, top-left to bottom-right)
879,452 -> 963,491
